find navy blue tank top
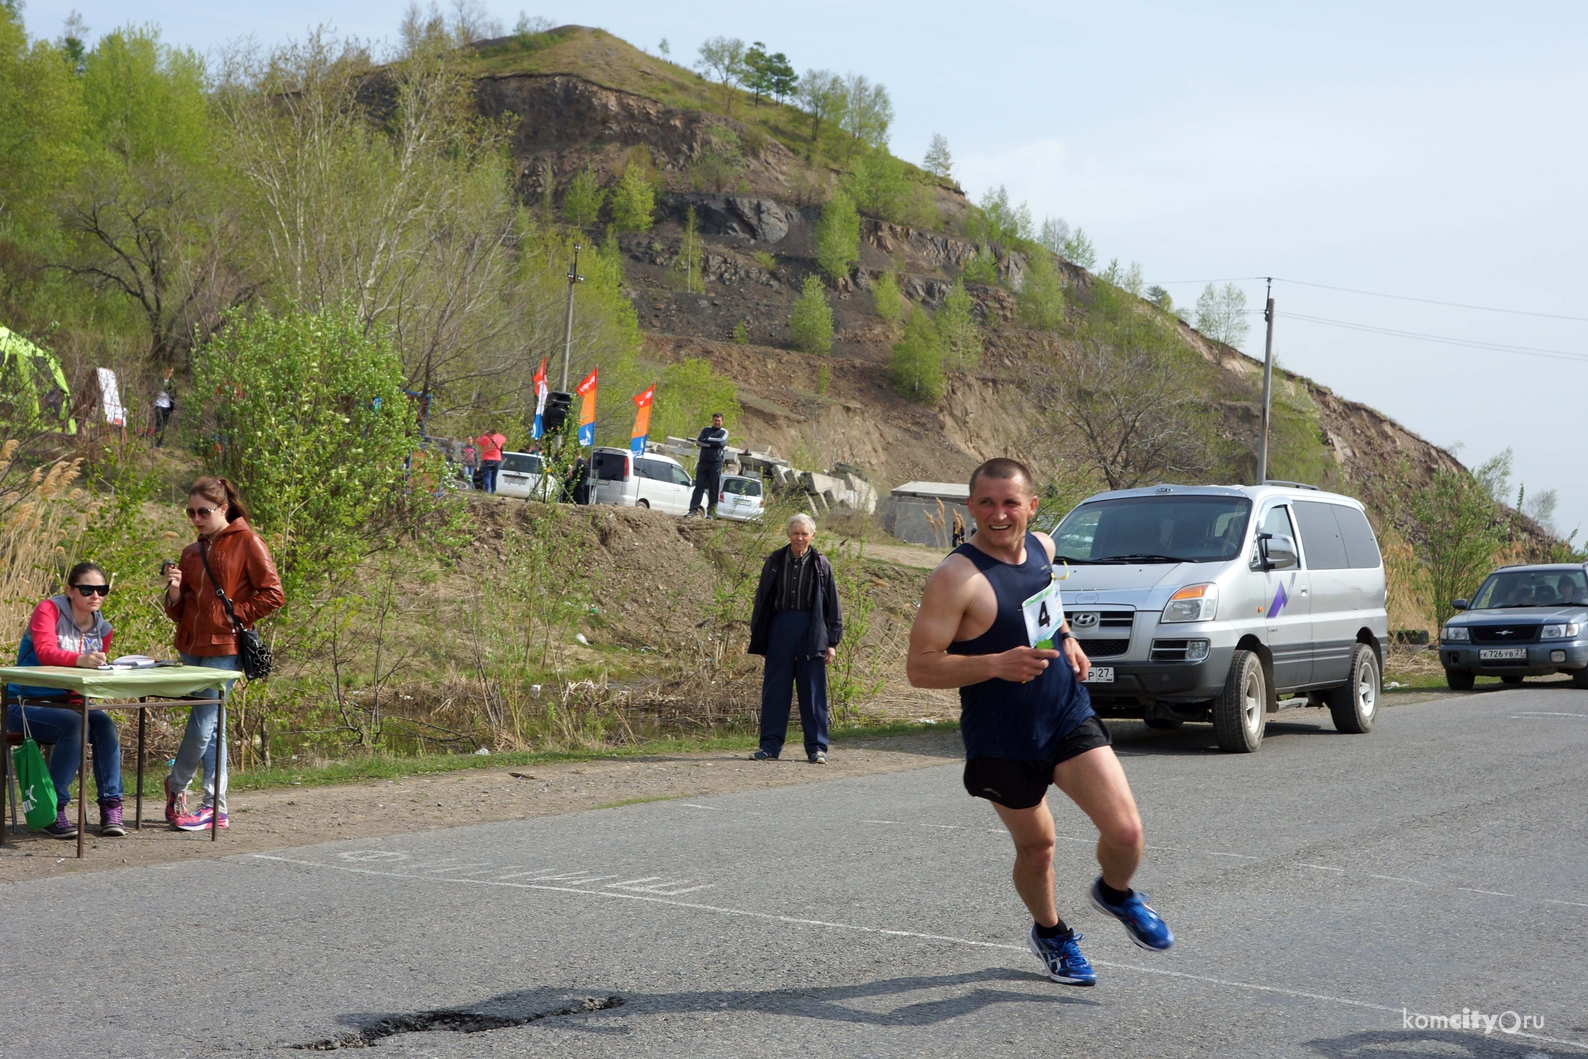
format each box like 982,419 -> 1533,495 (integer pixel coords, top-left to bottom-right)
947,533 -> 1093,761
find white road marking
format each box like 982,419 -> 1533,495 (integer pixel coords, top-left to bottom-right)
252,853 -> 1588,1053
681,804 -> 724,811
1299,864 -> 1347,873
1510,712 -> 1588,718
1459,887 -> 1515,897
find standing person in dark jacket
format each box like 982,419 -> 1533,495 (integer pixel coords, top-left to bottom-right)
688,412 -> 729,517
747,514 -> 842,763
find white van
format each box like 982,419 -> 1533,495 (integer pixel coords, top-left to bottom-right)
716,474 -> 766,521
1048,482 -> 1388,753
589,446 -> 694,515
495,451 -> 557,501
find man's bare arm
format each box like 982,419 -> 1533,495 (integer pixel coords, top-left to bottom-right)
907,558 -> 1060,689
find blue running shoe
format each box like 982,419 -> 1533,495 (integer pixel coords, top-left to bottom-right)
1027,927 -> 1096,986
1088,878 -> 1174,951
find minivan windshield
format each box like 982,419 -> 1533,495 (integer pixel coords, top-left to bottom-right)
1471,568 -> 1588,609
1052,496 -> 1252,563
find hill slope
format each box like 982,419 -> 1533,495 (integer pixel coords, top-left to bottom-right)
466,26 -> 1543,544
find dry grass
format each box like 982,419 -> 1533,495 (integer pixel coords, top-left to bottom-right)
0,441 -> 92,647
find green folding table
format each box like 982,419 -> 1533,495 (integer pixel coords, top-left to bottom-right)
0,665 -> 238,858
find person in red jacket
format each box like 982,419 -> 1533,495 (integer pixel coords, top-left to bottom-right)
475,429 -> 506,494
5,561 -> 124,839
161,478 -> 284,831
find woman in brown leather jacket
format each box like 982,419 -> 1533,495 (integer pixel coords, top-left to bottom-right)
161,478 -> 284,831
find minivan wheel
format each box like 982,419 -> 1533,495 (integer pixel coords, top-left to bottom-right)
1445,668 -> 1475,691
1326,643 -> 1379,734
1213,649 -> 1266,753
635,499 -> 649,509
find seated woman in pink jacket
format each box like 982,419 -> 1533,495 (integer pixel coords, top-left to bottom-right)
5,561 -> 124,839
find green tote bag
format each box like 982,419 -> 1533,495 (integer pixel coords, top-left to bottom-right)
13,709 -> 58,830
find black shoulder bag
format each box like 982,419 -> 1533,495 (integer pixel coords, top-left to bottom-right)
198,539 -> 275,680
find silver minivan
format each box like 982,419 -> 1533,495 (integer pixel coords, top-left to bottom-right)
589,446 -> 694,515
1049,483 -> 1388,752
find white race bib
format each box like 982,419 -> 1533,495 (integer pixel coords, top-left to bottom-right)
1022,577 -> 1064,650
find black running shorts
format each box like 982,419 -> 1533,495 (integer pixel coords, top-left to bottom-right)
963,717 -> 1113,810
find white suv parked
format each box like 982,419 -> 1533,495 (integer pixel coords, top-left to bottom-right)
588,447 -> 694,515
495,451 -> 557,501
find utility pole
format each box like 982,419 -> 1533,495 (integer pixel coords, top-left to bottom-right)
1256,278 -> 1275,485
560,244 -> 583,392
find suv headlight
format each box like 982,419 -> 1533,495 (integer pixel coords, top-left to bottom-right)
1162,583 -> 1218,623
1542,622 -> 1581,639
1442,626 -> 1470,642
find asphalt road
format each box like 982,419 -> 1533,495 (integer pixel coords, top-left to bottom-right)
6,685 -> 1587,1058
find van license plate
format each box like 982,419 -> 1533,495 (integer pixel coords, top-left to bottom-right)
1479,648 -> 1528,661
1083,667 -> 1114,683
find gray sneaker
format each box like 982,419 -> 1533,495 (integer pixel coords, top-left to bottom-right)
809,751 -> 828,764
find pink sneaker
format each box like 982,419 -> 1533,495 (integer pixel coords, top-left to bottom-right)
174,806 -> 228,832
164,778 -> 187,823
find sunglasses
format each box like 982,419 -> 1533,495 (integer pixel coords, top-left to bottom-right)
185,506 -> 218,519
72,584 -> 111,597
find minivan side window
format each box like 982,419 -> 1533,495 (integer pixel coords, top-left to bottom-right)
635,458 -> 665,481
1332,505 -> 1382,569
1291,501 -> 1348,570
670,464 -> 692,487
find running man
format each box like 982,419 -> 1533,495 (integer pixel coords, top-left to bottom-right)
907,458 -> 1173,986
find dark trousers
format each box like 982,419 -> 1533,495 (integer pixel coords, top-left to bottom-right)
481,459 -> 501,493
758,609 -> 829,758
153,405 -> 173,446
690,465 -> 723,516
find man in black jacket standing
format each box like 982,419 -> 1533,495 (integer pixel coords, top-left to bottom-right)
688,413 -> 729,517
747,513 -> 843,763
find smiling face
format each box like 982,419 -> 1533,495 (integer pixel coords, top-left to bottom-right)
969,472 -> 1038,551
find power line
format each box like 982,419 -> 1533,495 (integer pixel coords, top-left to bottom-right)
1150,276 -> 1588,323
1273,278 -> 1588,324
1281,312 -> 1588,366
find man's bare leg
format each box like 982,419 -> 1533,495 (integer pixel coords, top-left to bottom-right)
990,798 -> 1061,926
1052,745 -> 1144,890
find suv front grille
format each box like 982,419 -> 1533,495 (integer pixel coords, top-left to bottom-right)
1470,624 -> 1541,644
1070,610 -> 1133,658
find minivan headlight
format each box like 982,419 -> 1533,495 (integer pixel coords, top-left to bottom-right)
1442,626 -> 1469,642
1162,583 -> 1218,623
1542,622 -> 1581,639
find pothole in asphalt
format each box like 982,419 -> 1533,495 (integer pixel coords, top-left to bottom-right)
294,995 -> 624,1049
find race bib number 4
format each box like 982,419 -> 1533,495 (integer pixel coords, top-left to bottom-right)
1022,578 -> 1064,651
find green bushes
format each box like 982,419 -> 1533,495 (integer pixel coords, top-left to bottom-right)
815,190 -> 860,285
841,149 -> 935,228
563,169 -> 606,227
609,162 -> 654,232
872,270 -> 904,323
937,281 -> 981,370
1018,252 -> 1066,331
788,276 -> 834,354
890,309 -> 944,402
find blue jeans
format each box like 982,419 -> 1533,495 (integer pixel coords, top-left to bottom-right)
481,460 -> 501,494
758,609 -> 829,759
6,702 -> 122,805
168,653 -> 238,813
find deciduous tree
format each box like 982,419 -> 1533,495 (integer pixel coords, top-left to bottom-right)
923,133 -> 952,179
1195,282 -> 1250,349
890,308 -> 943,401
609,161 -> 653,232
815,190 -> 859,285
936,280 -> 981,369
788,275 -> 833,354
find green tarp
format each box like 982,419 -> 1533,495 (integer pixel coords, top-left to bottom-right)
0,324 -> 76,434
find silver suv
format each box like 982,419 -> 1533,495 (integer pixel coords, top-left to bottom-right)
1440,564 -> 1588,689
1050,483 -> 1388,753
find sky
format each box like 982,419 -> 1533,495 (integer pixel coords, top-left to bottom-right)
24,1 -> 1588,538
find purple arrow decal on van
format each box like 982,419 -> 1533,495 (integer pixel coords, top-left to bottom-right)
1267,582 -> 1289,619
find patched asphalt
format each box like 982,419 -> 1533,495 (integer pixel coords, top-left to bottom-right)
5,685 -> 1586,1058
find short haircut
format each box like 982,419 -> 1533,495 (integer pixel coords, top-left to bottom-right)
968,458 -> 1035,498
787,513 -> 816,533
712,411 -> 724,419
